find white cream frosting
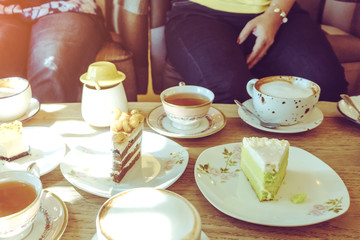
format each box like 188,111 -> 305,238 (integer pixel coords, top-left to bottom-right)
242,137 -> 289,172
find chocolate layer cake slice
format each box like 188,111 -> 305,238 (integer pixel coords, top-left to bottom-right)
110,109 -> 145,183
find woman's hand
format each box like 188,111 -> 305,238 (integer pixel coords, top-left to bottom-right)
237,11 -> 284,69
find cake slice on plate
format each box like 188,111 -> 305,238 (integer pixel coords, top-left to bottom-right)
110,109 -> 145,183
240,137 -> 289,201
0,121 -> 29,161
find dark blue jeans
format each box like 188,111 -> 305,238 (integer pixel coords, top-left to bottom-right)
0,12 -> 106,103
165,1 -> 348,103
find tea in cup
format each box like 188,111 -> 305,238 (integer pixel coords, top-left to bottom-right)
96,188 -> 202,240
80,61 -> 128,127
246,76 -> 320,125
0,77 -> 32,122
160,82 -> 214,130
0,170 -> 42,239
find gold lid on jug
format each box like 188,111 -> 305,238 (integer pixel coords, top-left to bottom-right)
80,61 -> 126,89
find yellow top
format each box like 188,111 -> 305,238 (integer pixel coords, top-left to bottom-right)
190,0 -> 271,13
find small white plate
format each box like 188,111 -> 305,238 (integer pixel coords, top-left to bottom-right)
60,131 -> 189,198
337,95 -> 360,125
27,190 -> 68,240
0,127 -> 66,176
237,99 -> 323,133
0,98 -> 40,124
195,143 -> 350,227
147,105 -> 226,138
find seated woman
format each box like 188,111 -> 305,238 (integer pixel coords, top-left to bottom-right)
0,0 -> 107,103
165,0 -> 349,103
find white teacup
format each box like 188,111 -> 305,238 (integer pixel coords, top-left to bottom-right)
160,82 -> 214,130
0,168 -> 42,239
96,188 -> 202,240
246,76 -> 321,125
0,77 -> 32,122
80,61 -> 128,127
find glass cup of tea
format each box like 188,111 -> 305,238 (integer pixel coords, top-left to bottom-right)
0,166 -> 42,239
160,82 -> 214,130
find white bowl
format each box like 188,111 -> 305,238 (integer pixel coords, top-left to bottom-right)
96,188 -> 202,240
0,77 -> 32,122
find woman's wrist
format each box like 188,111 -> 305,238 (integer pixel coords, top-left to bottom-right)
269,3 -> 288,23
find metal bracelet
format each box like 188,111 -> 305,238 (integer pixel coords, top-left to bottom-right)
271,3 -> 288,23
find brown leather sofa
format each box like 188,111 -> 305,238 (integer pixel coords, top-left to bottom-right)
149,0 -> 360,97
297,0 -> 360,96
94,0 -> 149,101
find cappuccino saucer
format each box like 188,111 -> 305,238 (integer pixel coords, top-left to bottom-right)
237,99 -> 324,133
147,105 -> 226,138
0,98 -> 40,124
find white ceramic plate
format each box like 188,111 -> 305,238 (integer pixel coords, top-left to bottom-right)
0,98 -> 40,124
0,127 -> 66,176
237,99 -> 323,133
337,95 -> 360,125
146,105 -> 226,138
195,143 -> 350,227
60,131 -> 189,198
27,190 -> 68,240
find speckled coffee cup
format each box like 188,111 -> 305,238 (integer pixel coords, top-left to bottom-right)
246,76 -> 321,125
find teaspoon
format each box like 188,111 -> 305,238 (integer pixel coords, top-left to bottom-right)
234,99 -> 280,129
340,94 -> 360,121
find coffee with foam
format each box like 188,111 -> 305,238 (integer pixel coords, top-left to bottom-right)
258,80 -> 314,98
0,87 -> 17,98
247,76 -> 321,125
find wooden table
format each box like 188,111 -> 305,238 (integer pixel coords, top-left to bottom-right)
25,101 -> 360,239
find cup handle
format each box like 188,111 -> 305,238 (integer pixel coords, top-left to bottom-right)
246,78 -> 258,98
27,162 -> 40,178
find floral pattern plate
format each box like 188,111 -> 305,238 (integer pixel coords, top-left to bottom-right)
60,131 -> 189,198
147,105 -> 226,138
27,190 -> 68,240
0,127 -> 66,176
194,143 -> 350,227
237,99 -> 324,133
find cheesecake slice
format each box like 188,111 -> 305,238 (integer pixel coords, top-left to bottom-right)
0,121 -> 29,161
240,137 -> 289,201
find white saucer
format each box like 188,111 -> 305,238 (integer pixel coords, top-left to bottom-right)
237,99 -> 324,133
0,127 -> 66,176
195,143 -> 350,227
337,95 -> 360,125
60,131 -> 189,198
91,231 -> 209,240
147,105 -> 226,138
26,190 -> 68,240
0,98 -> 40,124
